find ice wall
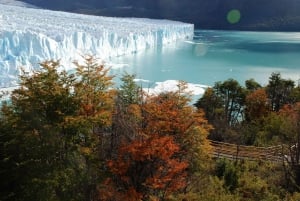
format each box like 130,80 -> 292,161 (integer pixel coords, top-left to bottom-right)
0,4 -> 194,87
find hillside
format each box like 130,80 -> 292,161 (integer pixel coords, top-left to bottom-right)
20,0 -> 300,31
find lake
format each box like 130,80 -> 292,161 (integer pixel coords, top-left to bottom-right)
110,30 -> 300,95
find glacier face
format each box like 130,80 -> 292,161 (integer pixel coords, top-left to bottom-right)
0,4 -> 193,87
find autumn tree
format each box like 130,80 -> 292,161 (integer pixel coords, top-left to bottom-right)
141,81 -> 213,169
0,57 -> 115,201
245,88 -> 269,121
279,103 -> 300,163
103,81 -> 212,200
0,60 -> 83,200
278,102 -> 300,189
102,134 -> 188,201
73,56 -> 114,127
71,56 -> 115,199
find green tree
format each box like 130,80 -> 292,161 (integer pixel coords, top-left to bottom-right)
214,79 -> 246,126
110,73 -> 143,156
118,72 -> 142,106
196,79 -> 245,127
254,112 -> 288,146
266,72 -> 295,112
215,159 -> 239,192
194,87 -> 224,123
71,56 -> 115,200
0,57 -> 115,201
245,78 -> 262,91
195,79 -> 246,142
0,60 -> 83,200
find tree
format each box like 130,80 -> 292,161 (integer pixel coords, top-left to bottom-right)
279,103 -> 300,164
243,88 -> 269,145
102,134 -> 188,201
141,82 -> 212,163
110,73 -> 143,156
245,88 -> 269,121
73,55 -> 114,127
245,78 -> 262,91
102,81 -> 212,200
214,79 -> 246,126
215,159 -> 239,192
0,60 -> 83,200
71,56 -> 115,199
118,72 -> 142,107
194,87 -> 224,123
0,57 -> 115,201
266,72 -> 295,112
196,79 -> 245,126
195,79 -> 246,142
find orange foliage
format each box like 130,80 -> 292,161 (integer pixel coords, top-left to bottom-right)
99,179 -> 143,201
279,102 -> 300,122
127,103 -> 143,122
81,103 -> 94,116
105,134 -> 188,200
142,93 -> 211,139
102,90 -> 212,200
141,93 -> 213,163
245,89 -> 269,120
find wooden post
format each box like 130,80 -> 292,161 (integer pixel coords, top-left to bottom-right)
235,144 -> 239,162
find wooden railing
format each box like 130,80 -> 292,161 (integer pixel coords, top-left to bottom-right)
209,140 -> 287,162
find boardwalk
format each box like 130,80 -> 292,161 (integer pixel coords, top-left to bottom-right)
209,140 -> 287,162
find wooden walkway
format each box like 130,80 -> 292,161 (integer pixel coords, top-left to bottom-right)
209,140 -> 287,162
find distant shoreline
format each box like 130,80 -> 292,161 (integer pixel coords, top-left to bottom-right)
9,0 -> 300,33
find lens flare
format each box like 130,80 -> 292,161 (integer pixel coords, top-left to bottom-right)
194,43 -> 207,56
227,9 -> 241,24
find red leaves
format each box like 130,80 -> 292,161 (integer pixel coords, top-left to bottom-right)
102,90 -> 212,200
106,134 -> 188,200
145,158 -> 188,192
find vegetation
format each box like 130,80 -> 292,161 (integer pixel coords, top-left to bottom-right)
1,57 -> 300,200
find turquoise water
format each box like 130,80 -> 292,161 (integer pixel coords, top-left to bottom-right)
111,30 -> 300,89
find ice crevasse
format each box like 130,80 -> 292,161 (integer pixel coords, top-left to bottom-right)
0,4 -> 194,87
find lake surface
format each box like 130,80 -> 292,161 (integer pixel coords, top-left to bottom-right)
111,30 -> 300,93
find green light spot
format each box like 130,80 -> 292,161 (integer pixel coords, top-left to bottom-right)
227,9 -> 241,24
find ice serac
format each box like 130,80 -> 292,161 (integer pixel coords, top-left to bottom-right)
0,4 -> 194,87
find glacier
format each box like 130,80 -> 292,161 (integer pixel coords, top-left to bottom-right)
0,4 -> 194,87
136,79 -> 208,96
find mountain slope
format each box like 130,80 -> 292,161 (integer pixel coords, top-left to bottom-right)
18,0 -> 300,31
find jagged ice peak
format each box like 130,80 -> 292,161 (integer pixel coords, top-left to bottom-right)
0,4 -> 194,87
